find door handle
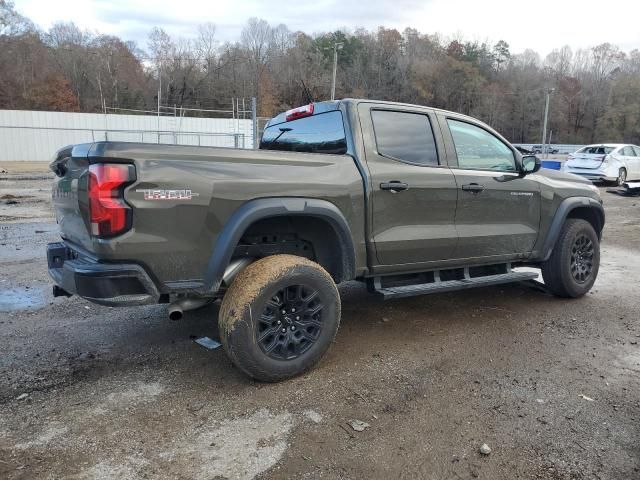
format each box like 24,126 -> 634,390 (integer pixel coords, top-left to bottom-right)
380,181 -> 409,193
461,183 -> 485,193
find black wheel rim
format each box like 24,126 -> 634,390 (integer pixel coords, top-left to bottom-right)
570,234 -> 595,283
256,284 -> 324,360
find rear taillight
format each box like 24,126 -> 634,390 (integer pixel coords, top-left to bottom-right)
87,163 -> 135,237
285,103 -> 314,121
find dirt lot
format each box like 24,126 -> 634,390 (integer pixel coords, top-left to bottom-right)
1,166 -> 639,480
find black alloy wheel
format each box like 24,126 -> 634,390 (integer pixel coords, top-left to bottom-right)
256,285 -> 324,360
570,233 -> 595,284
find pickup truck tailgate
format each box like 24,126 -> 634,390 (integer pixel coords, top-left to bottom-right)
50,144 -> 94,251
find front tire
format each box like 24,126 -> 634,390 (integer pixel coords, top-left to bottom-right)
614,167 -> 627,186
541,219 -> 600,298
218,254 -> 340,382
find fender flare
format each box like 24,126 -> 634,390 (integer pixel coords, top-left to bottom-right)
539,196 -> 605,262
203,197 -> 357,293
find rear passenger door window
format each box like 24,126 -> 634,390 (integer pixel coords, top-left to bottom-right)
371,110 -> 439,166
447,119 -> 516,172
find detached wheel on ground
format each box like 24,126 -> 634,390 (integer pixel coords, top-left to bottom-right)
218,254 -> 340,382
541,219 -> 600,298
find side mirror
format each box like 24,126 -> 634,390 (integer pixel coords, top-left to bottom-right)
521,155 -> 541,176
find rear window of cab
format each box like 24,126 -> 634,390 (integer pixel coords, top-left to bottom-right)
260,111 -> 347,154
577,146 -> 616,154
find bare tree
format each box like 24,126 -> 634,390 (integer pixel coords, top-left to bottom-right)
196,22 -> 217,68
241,18 -> 273,107
0,0 -> 33,36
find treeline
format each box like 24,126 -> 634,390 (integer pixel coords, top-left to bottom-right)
1,0 -> 639,143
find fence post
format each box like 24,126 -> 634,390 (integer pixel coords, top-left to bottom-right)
251,97 -> 258,149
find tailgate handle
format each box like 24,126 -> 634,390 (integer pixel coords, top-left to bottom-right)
462,183 -> 485,193
380,181 -> 409,193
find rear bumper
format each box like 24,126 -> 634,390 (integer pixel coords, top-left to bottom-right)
564,169 -> 615,182
47,242 -> 160,306
564,163 -> 620,182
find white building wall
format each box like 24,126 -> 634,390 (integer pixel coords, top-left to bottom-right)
0,110 -> 254,161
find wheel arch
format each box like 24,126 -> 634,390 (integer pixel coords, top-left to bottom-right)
539,197 -> 605,262
203,198 -> 356,293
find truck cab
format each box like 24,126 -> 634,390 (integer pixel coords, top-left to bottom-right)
261,100 -> 601,278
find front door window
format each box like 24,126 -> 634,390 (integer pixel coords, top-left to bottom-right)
447,119 -> 516,172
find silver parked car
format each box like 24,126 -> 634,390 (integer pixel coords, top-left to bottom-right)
564,144 -> 640,185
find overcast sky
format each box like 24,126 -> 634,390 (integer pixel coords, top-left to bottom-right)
14,0 -> 640,56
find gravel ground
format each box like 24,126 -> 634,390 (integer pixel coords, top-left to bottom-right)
0,171 -> 639,480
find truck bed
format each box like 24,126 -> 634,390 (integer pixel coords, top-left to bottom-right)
51,142 -> 366,291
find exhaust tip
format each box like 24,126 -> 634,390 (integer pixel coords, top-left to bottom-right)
167,296 -> 212,321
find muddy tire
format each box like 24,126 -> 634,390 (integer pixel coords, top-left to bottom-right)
541,219 -> 600,298
218,254 -> 340,382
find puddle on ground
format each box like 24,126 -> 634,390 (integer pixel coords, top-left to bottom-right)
0,285 -> 49,312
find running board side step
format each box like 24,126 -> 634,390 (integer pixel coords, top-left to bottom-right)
373,270 -> 540,300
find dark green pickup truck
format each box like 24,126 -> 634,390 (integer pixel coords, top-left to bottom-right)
48,99 -> 604,381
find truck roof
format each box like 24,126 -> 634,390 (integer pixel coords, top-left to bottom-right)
265,98 -> 478,129
340,98 -> 467,117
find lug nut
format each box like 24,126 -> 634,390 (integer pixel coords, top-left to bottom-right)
277,320 -> 281,325
281,328 -> 286,333
296,316 -> 300,320
291,308 -> 296,312
291,326 -> 295,331
281,310 -> 286,314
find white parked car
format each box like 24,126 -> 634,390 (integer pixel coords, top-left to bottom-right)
564,144 -> 640,185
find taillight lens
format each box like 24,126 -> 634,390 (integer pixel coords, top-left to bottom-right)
87,163 -> 135,237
